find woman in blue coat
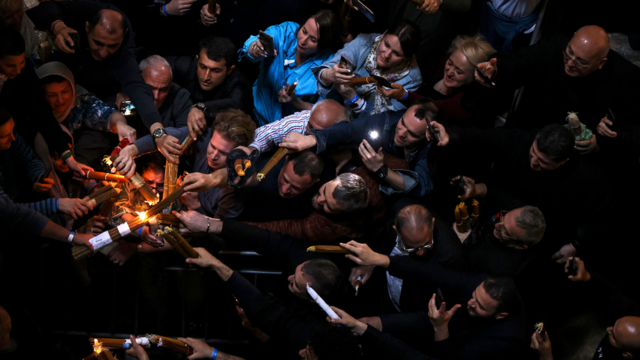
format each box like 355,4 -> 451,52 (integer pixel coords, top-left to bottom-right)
239,10 -> 341,126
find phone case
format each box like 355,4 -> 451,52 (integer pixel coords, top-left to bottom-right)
371,75 -> 391,88
258,30 -> 275,56
354,0 -> 375,22
339,55 -> 356,73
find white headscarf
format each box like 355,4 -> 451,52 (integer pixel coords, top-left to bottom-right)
35,61 -> 76,126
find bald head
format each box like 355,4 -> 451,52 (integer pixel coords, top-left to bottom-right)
91,10 -> 125,35
564,25 -> 609,77
308,99 -> 350,131
85,10 -> 126,61
612,316 -> 640,355
395,205 -> 433,233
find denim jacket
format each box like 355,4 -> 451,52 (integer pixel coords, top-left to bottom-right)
312,33 -> 423,116
310,110 -> 433,197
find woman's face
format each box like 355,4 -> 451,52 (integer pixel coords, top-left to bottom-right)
297,18 -> 320,57
376,34 -> 407,69
442,49 -> 475,89
43,79 -> 74,119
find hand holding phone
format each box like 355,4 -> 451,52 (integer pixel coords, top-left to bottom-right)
67,32 -> 81,53
371,75 -> 392,88
258,30 -> 276,57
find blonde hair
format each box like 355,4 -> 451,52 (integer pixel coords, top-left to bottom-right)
448,35 -> 495,66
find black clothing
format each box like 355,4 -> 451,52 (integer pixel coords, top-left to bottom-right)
463,215 -> 534,277
493,35 -> 640,157
166,56 -> 253,124
446,127 -> 611,256
0,62 -> 70,155
369,258 -> 529,360
27,0 -> 163,130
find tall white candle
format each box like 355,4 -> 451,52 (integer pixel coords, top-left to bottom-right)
307,284 -> 340,320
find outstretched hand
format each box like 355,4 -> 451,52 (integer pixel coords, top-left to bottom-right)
340,240 -> 389,268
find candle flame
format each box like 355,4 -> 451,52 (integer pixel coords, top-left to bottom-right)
137,211 -> 148,221
102,156 -> 113,167
144,193 -> 160,206
93,338 -> 102,354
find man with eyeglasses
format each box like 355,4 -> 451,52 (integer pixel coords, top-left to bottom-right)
475,25 -> 640,157
348,205 -> 467,349
463,206 -> 546,277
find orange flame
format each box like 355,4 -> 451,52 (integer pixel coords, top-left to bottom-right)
102,156 -> 113,167
137,211 -> 148,221
93,338 -> 102,354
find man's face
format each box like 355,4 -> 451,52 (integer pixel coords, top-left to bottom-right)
206,130 -> 236,170
493,208 -> 529,247
0,54 -> 25,79
141,166 -> 164,195
376,34 -> 407,69
467,282 -> 501,319
311,179 -> 342,215
197,49 -> 233,91
299,345 -> 319,360
43,80 -> 74,118
563,39 -> 606,78
394,108 -> 427,149
0,0 -> 24,30
0,119 -> 16,151
529,139 -> 567,172
141,66 -> 171,109
606,317 -> 640,356
397,224 -> 433,257
288,261 -> 312,300
85,23 -> 124,61
278,160 -> 317,199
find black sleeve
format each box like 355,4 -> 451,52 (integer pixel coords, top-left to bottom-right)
361,326 -> 441,360
447,127 -> 531,160
225,271 -> 311,350
172,88 -> 193,128
581,271 -> 640,321
310,111 -> 392,154
165,56 -> 194,87
380,311 -> 432,333
203,77 -> 252,124
27,0 -> 109,31
219,219 -> 312,264
0,196 -> 50,236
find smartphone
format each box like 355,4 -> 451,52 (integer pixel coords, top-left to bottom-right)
371,75 -> 392,88
426,119 -> 442,143
570,257 -> 578,276
435,287 -> 444,308
454,176 -> 465,195
120,100 -> 136,116
607,108 -> 616,131
475,65 -> 494,86
68,32 -> 81,52
339,54 -> 355,74
353,0 -> 375,22
39,168 -> 53,183
258,30 -> 275,56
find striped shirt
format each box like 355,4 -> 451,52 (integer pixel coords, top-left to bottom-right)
249,110 -> 310,154
0,133 -> 59,216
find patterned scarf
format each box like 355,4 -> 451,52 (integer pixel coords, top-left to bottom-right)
361,35 -> 416,114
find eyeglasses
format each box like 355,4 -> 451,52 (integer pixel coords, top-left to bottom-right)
397,237 -> 434,253
494,210 -> 510,238
562,48 -> 595,69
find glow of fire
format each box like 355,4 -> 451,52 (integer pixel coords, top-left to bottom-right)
93,339 -> 102,354
137,211 -> 148,221
102,156 -> 113,167
144,193 -> 160,206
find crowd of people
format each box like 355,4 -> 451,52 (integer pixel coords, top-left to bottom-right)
1,0 -> 639,359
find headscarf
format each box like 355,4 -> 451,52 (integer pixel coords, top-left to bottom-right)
35,61 -> 76,128
361,35 -> 417,114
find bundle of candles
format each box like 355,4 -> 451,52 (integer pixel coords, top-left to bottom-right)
108,139 -> 157,204
164,136 -> 195,200
85,170 -> 127,183
307,284 -> 340,320
470,199 -> 480,223
89,337 -> 150,349
155,213 -> 181,227
82,185 -> 120,208
351,76 -> 376,87
83,339 -> 116,360
159,226 -> 198,259
72,187 -> 186,260
454,201 -> 470,233
307,245 -> 353,254
148,334 -> 194,355
565,112 -> 592,141
339,0 -> 354,35
257,147 -> 289,181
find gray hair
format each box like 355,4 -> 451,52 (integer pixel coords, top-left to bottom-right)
333,173 -> 369,213
514,206 -> 546,245
139,55 -> 173,79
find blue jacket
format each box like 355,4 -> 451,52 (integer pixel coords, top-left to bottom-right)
239,21 -> 335,126
313,33 -> 422,116
310,111 -> 434,197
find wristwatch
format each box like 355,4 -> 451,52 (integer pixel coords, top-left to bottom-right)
375,165 -> 388,180
193,102 -> 207,113
152,127 -> 167,141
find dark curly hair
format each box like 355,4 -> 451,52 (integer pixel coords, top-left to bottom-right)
535,124 -> 575,162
